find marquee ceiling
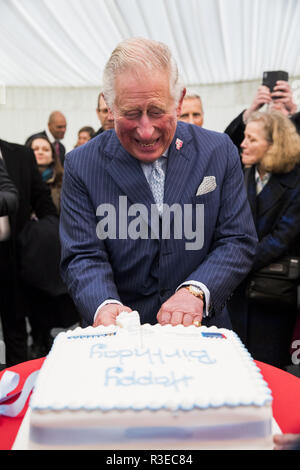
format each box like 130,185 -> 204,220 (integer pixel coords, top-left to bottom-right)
1,0 -> 300,88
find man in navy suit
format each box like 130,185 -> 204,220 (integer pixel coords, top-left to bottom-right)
60,37 -> 257,329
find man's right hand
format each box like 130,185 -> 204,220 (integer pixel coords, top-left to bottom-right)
93,303 -> 132,327
243,85 -> 272,122
271,80 -> 297,115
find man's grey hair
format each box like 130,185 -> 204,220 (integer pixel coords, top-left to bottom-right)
102,37 -> 184,109
184,93 -> 202,102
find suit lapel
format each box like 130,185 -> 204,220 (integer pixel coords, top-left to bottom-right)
105,141 -> 154,207
256,169 -> 299,218
103,125 -> 202,234
244,167 -> 257,221
256,175 -> 286,218
104,137 -> 159,235
164,125 -> 201,208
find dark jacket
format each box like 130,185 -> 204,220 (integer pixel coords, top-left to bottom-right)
0,140 -> 59,365
227,165 -> 300,368
0,139 -> 57,238
0,157 -> 18,216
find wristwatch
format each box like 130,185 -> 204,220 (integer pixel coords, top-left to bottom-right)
184,285 -> 204,301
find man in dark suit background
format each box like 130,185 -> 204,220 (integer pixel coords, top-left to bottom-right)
0,139 -> 57,366
0,158 -> 18,217
25,111 -> 67,165
60,37 -> 257,330
93,92 -> 114,137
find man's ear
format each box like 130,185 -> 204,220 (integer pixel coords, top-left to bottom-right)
176,88 -> 186,118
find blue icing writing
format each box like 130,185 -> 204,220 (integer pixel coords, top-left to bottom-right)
188,350 -> 216,364
90,345 -> 216,365
105,349 -> 133,362
134,348 -> 165,365
90,346 -> 134,363
89,343 -> 109,358
164,349 -> 216,364
104,367 -> 193,391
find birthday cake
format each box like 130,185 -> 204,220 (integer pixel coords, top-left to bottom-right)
28,312 -> 273,450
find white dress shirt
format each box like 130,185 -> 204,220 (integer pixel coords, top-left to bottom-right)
255,167 -> 271,195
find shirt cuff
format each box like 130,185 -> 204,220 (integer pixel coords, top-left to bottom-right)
176,281 -> 211,317
93,299 -> 123,323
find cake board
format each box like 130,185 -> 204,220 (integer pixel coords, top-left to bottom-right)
12,409 -> 281,450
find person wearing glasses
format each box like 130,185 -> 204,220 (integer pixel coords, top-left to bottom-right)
94,92 -> 115,137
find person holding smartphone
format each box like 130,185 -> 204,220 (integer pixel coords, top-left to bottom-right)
225,73 -> 299,152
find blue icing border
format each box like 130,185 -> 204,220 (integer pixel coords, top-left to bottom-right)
66,332 -> 117,340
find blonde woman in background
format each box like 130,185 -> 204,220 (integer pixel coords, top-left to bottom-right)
227,111 -> 300,369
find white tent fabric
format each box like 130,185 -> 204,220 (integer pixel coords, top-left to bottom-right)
0,0 -> 300,150
1,0 -> 300,87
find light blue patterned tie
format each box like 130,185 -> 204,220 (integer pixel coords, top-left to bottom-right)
149,158 -> 165,215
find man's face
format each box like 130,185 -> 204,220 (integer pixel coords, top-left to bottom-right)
112,68 -> 184,163
179,97 -> 204,127
97,95 -> 114,130
48,114 -> 67,140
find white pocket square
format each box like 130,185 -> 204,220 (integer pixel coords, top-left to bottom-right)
196,176 -> 217,196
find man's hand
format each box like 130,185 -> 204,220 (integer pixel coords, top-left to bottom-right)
157,288 -> 203,327
271,80 -> 297,115
273,433 -> 300,450
243,85 -> 272,122
93,303 -> 132,327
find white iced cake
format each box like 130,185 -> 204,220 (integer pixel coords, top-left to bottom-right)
28,312 -> 273,450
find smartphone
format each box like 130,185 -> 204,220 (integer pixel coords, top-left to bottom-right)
262,70 -> 288,92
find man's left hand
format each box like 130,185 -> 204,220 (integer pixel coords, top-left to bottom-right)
271,80 -> 297,114
157,288 -> 203,326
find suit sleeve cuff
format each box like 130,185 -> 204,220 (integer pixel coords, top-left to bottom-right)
94,299 -> 123,323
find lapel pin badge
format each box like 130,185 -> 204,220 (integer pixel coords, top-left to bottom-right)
175,138 -> 183,150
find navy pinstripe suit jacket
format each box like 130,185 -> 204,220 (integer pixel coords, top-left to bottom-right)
59,122 -> 257,327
